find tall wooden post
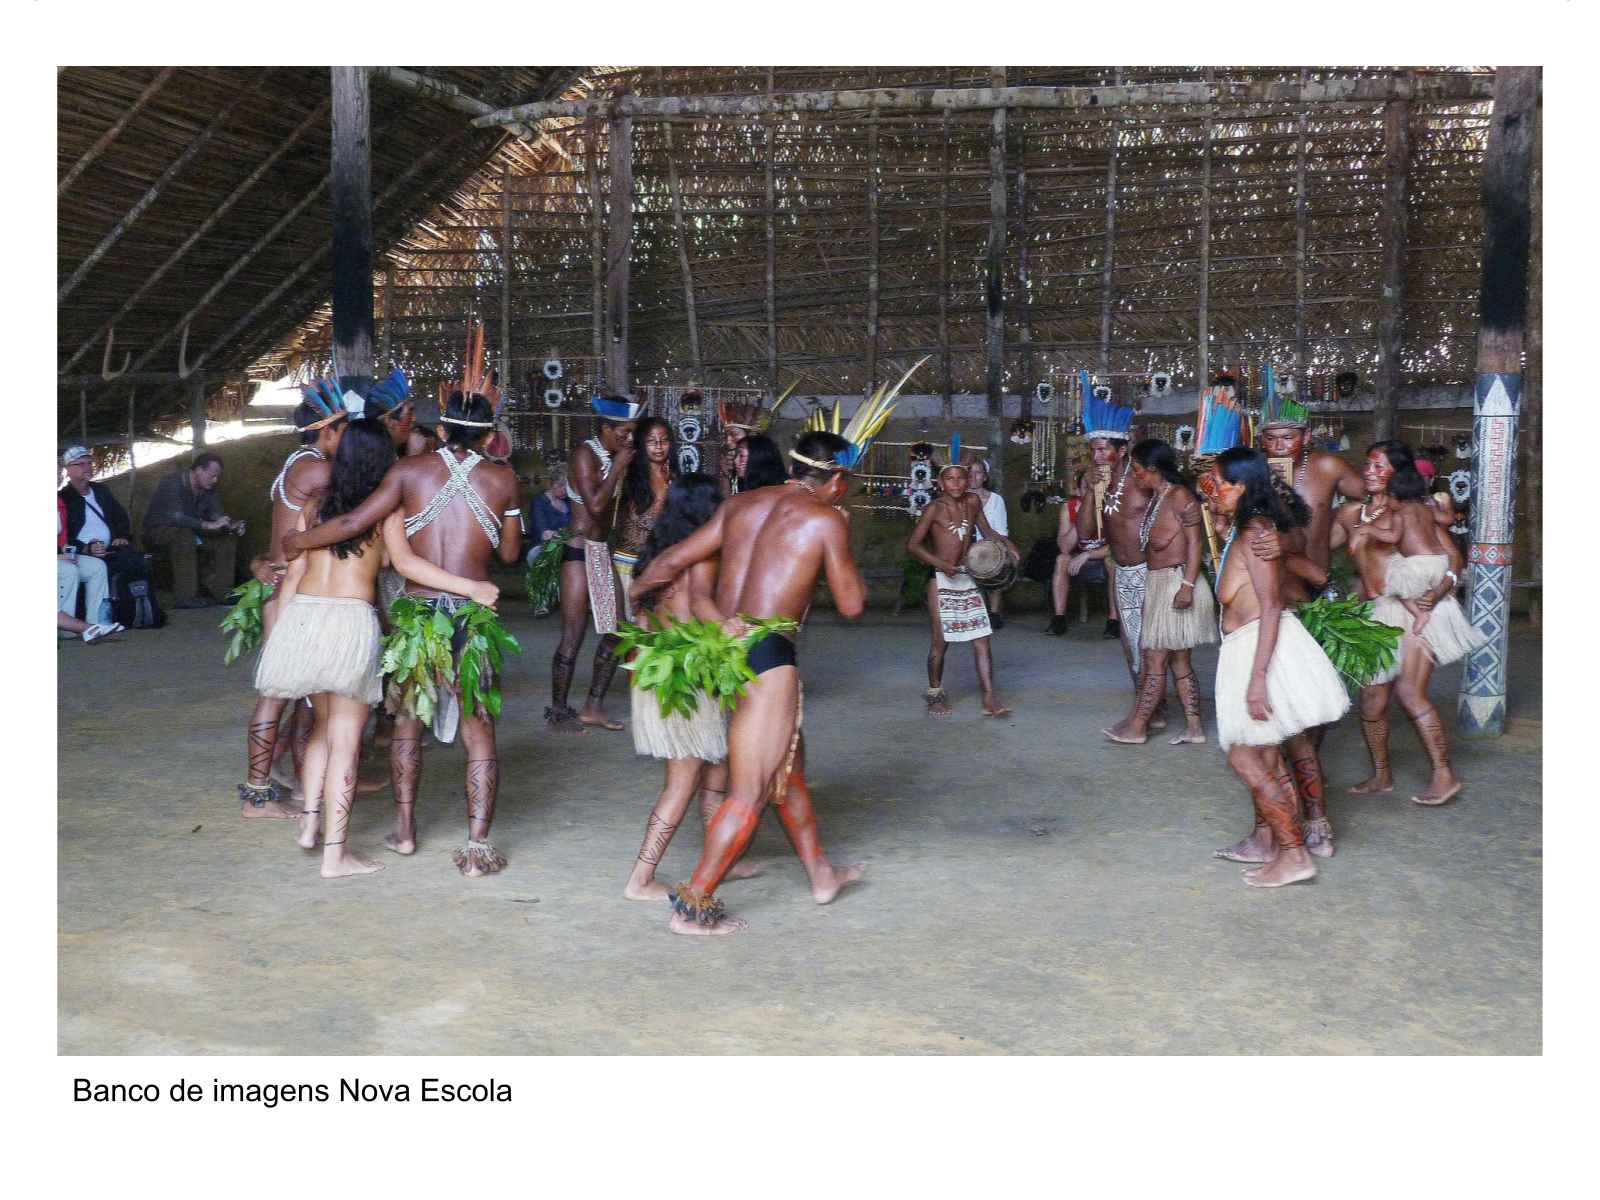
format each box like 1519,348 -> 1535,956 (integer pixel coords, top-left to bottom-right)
1373,97 -> 1411,441
865,68 -> 881,395
500,162 -> 513,393
1195,68 -> 1213,393
663,119 -> 701,376
1098,68 -> 1122,377
79,388 -> 89,445
329,66 -> 374,396
380,259 -> 395,374
589,120 -> 605,364
984,67 -> 1008,492
1016,133 -> 1033,420
189,375 -> 207,448
125,388 -> 138,508
1458,66 -> 1540,739
1523,97 -> 1542,627
605,113 -> 633,394
765,67 -> 779,398
1294,68 -> 1309,384
938,68 -> 953,417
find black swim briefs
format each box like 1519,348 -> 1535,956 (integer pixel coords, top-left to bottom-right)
747,630 -> 797,676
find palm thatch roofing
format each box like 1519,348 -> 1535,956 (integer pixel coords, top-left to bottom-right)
59,66 -> 1498,444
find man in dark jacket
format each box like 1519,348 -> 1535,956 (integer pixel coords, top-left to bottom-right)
59,445 -> 152,622
142,452 -> 245,608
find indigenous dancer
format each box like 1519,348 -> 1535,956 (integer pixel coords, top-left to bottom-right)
1204,447 -> 1350,887
546,396 -> 642,734
612,417 -> 677,624
1335,440 -> 1482,806
629,428 -> 876,935
257,417 -> 497,878
1103,439 -> 1214,745
717,388 -> 786,497
733,432 -> 787,492
906,461 -> 1018,716
1259,402 -> 1366,577
286,384 -> 523,874
237,392 -> 345,818
1074,382 -> 1163,723
623,474 -> 733,901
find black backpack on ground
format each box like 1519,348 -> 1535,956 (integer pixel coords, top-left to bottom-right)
109,553 -> 166,629
1020,537 -> 1060,584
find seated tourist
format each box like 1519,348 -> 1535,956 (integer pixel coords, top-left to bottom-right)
58,495 -> 122,643
141,452 -> 245,608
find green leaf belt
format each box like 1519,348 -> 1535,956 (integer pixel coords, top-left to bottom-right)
616,614 -> 801,719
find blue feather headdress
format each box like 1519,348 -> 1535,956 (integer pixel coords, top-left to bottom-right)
592,395 -> 646,421
366,369 -> 411,418
299,373 -> 364,429
1081,372 -> 1135,442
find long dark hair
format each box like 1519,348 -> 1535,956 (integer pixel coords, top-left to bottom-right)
1216,446 -> 1308,533
621,417 -> 678,519
1368,438 -> 1429,502
317,417 -> 397,558
633,473 -> 722,607
738,433 -> 786,490
1131,438 -> 1188,489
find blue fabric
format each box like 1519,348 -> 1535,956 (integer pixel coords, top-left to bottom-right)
524,493 -> 572,564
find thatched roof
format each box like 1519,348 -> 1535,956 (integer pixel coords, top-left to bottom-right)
59,66 -> 1496,441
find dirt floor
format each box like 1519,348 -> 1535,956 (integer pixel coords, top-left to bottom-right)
58,603 -> 1541,1055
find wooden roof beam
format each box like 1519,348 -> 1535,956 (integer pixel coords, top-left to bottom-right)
371,66 -> 574,163
475,74 -> 1495,126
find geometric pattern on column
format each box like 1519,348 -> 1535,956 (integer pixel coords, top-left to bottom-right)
1458,371 -> 1520,737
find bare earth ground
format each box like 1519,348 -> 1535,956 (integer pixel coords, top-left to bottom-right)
58,606 -> 1541,1054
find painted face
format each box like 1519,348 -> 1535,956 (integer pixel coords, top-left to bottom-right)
735,442 -> 749,474
603,419 -> 637,451
385,401 -> 416,438
1363,449 -> 1396,494
1261,427 -> 1305,459
724,427 -> 745,450
1129,458 -> 1159,491
939,466 -> 968,497
1201,467 -> 1241,517
1090,438 -> 1122,468
642,425 -> 672,463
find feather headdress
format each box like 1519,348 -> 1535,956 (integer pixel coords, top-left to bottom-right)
1259,362 -> 1310,430
1081,371 -> 1136,442
439,319 -> 503,428
366,368 -> 411,418
792,357 -> 927,469
300,374 -> 363,430
1196,378 -> 1246,455
721,382 -> 796,433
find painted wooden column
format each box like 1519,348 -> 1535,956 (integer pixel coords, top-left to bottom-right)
605,113 -> 633,394
1458,66 -> 1540,739
1522,96 -> 1542,627
984,67 -> 1008,492
1373,97 -> 1411,442
330,66 -> 374,397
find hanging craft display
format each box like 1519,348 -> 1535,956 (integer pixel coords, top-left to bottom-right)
543,386 -> 565,409
676,415 -> 702,446
908,460 -> 934,491
679,390 -> 704,412
1336,370 -> 1359,399
1448,469 -> 1473,504
1174,424 -> 1195,453
1035,381 -> 1054,404
1149,371 -> 1173,398
1009,419 -> 1034,445
679,444 -> 701,474
1453,434 -> 1472,460
542,359 -> 563,380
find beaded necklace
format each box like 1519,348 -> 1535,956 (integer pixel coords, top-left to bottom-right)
1102,460 -> 1132,516
1138,483 -> 1172,552
1359,494 -> 1389,525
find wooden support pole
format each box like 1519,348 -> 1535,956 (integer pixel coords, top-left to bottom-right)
1458,66 -> 1540,740
589,120 -> 605,363
865,68 -> 881,395
330,66 -> 375,395
1017,131 -> 1033,419
189,376 -> 208,448
938,69 -> 952,417
501,162 -> 514,392
380,260 -> 395,374
984,67 -> 1008,492
1294,68 -> 1309,383
1523,96 -> 1542,627
126,388 -> 138,509
79,388 -> 88,445
605,113 -> 633,393
1196,70 -> 1213,392
1373,96 -> 1412,442
663,118 -> 701,377
1098,67 -> 1122,377
765,67 -> 779,398
59,66 -> 176,196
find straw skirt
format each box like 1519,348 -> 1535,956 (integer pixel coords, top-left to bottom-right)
1215,612 -> 1350,749
1140,565 -> 1218,651
254,595 -> 383,704
631,684 -> 729,763
1365,554 -> 1484,685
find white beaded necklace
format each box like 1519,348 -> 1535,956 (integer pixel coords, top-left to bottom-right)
1139,482 -> 1172,552
1102,460 -> 1132,516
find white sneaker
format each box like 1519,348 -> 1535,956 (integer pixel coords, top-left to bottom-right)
82,622 -> 125,643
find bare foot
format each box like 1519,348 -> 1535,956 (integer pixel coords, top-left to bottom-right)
578,700 -> 625,731
925,688 -> 952,716
1213,828 -> 1276,863
1242,848 -> 1317,887
725,858 -> 767,880
1302,817 -> 1335,858
240,797 -> 302,820
669,910 -> 749,936
982,701 -> 1013,717
296,810 -> 323,850
1412,769 -> 1463,807
321,848 -> 385,878
1348,771 -> 1395,795
624,875 -> 671,901
1102,717 -> 1147,744
382,834 -> 416,855
1148,706 -> 1169,732
545,705 -> 587,736
809,859 -> 866,904
1168,727 -> 1206,745
355,775 -> 389,795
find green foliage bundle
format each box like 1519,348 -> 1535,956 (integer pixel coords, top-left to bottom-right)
219,578 -> 273,666
616,614 -> 802,719
524,527 -> 574,610
381,597 -> 521,724
1295,595 -> 1400,693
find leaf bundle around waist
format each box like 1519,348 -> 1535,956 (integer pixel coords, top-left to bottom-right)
616,614 -> 801,720
524,527 -> 574,610
1295,596 -> 1401,693
381,596 -> 522,724
220,578 -> 273,666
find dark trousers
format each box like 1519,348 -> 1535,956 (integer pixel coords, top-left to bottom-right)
147,526 -> 237,605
